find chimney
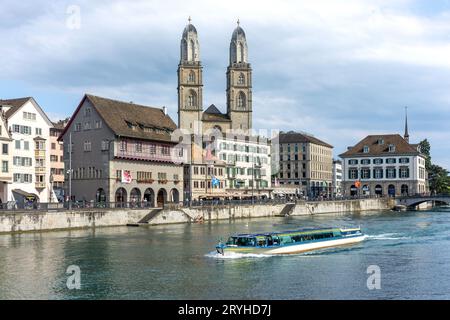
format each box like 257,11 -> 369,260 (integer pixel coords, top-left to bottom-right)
162,106 -> 167,115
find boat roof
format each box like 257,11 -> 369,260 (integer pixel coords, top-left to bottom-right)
233,227 -> 344,238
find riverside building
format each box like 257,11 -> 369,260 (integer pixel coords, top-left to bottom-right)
339,133 -> 428,197
0,97 -> 55,204
275,131 -> 333,198
60,94 -> 185,206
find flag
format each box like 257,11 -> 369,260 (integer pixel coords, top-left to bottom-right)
212,176 -> 220,188
121,170 -> 132,184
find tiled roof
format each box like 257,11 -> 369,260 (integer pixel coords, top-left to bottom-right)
339,134 -> 420,157
279,131 -> 333,148
86,95 -> 177,143
0,97 -> 32,118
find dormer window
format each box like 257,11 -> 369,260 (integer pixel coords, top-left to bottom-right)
388,144 -> 396,153
378,139 -> 384,145
363,145 -> 370,153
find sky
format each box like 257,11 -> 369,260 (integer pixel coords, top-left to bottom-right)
1,0 -> 450,168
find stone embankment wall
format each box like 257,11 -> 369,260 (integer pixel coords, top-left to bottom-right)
0,198 -> 393,234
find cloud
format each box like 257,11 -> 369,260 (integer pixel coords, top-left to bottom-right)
1,0 -> 450,167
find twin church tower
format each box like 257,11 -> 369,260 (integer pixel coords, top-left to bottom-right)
177,19 -> 253,134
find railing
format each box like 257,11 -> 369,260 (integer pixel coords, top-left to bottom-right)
0,195 -> 392,212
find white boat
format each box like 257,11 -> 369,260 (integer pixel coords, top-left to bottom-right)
216,227 -> 366,255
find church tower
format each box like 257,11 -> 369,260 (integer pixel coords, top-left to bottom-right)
227,20 -> 252,132
178,18 -> 203,132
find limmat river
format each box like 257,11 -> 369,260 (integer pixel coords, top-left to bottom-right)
1,207 -> 450,300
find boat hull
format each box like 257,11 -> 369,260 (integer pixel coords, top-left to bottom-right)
220,235 -> 367,255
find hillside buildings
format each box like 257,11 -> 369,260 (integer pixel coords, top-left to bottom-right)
59,94 -> 185,206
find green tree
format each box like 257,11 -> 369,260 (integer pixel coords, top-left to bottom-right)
429,164 -> 450,195
419,139 -> 432,171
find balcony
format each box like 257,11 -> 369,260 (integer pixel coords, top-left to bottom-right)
35,182 -> 46,189
35,167 -> 46,174
35,150 -> 46,158
114,141 -> 185,164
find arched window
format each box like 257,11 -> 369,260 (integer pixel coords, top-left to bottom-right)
187,90 -> 197,108
188,71 -> 195,83
237,92 -> 246,109
238,73 -> 245,85
190,40 -> 195,61
238,42 -> 244,63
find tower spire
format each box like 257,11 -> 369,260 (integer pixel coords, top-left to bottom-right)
404,106 -> 409,143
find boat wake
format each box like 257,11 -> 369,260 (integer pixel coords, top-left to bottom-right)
366,233 -> 411,240
205,251 -> 271,259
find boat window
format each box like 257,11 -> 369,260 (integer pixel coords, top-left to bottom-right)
226,237 -> 237,245
235,237 -> 256,247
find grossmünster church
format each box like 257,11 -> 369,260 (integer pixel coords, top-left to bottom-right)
177,19 -> 253,134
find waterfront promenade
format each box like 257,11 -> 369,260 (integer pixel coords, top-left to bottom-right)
0,197 -> 393,234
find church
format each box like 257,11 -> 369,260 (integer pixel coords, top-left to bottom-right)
177,19 -> 253,134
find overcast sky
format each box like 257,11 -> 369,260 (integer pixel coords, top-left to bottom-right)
1,0 -> 450,167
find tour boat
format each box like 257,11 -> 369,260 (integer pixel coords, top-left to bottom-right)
216,227 -> 366,255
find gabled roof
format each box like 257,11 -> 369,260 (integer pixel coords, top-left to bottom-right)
60,94 -> 177,143
339,134 -> 421,158
279,131 -> 333,148
0,97 -> 53,127
202,104 -> 231,122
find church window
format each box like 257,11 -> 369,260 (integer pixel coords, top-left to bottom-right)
187,90 -> 197,108
237,92 -> 246,109
188,71 -> 195,83
238,73 -> 245,85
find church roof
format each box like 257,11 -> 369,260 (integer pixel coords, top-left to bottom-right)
183,23 -> 197,37
202,104 -> 231,122
232,26 -> 246,40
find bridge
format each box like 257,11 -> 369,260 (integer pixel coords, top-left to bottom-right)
396,195 -> 450,208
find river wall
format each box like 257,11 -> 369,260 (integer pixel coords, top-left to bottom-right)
0,198 -> 393,234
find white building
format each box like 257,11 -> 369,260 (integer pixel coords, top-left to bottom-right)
0,98 -> 55,204
339,134 -> 428,197
332,159 -> 343,197
212,134 -> 271,198
0,113 -> 12,204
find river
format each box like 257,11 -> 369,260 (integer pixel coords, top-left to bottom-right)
1,207 -> 450,300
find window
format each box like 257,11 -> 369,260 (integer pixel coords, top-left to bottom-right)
15,140 -> 20,150
363,145 -> 370,153
349,168 -> 358,180
399,158 -> 410,164
35,141 -> 45,150
135,142 -> 142,152
361,159 -> 371,165
361,168 -> 371,179
373,158 -> 383,165
386,168 -> 396,179
84,122 -> 91,130
50,155 -> 58,162
2,144 -> 8,155
386,158 -> 397,164
388,144 -> 396,153
349,159 -> 358,165
101,140 -> 110,151
237,92 -> 246,109
95,121 -> 102,129
188,71 -> 195,83
35,128 -> 42,135
24,141 -> 29,150
51,143 -> 56,150
85,107 -> 91,117
373,168 -> 383,179
238,73 -> 245,85
400,167 -> 410,179
149,144 -> 156,154
23,112 -> 36,121
377,139 -> 384,145
2,161 -> 8,173
75,123 -> 82,131
161,146 -> 170,156
84,141 -> 92,152
120,141 -> 127,152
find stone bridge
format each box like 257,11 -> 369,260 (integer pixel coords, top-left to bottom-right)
396,195 -> 450,208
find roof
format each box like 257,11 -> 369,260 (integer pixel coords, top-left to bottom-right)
279,131 -> 333,148
202,104 -> 231,122
0,97 -> 32,118
232,26 -> 246,40
60,94 -> 177,143
339,134 -> 421,158
182,23 -> 198,37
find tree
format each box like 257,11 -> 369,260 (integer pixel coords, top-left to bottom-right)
428,164 -> 450,195
419,139 -> 432,171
